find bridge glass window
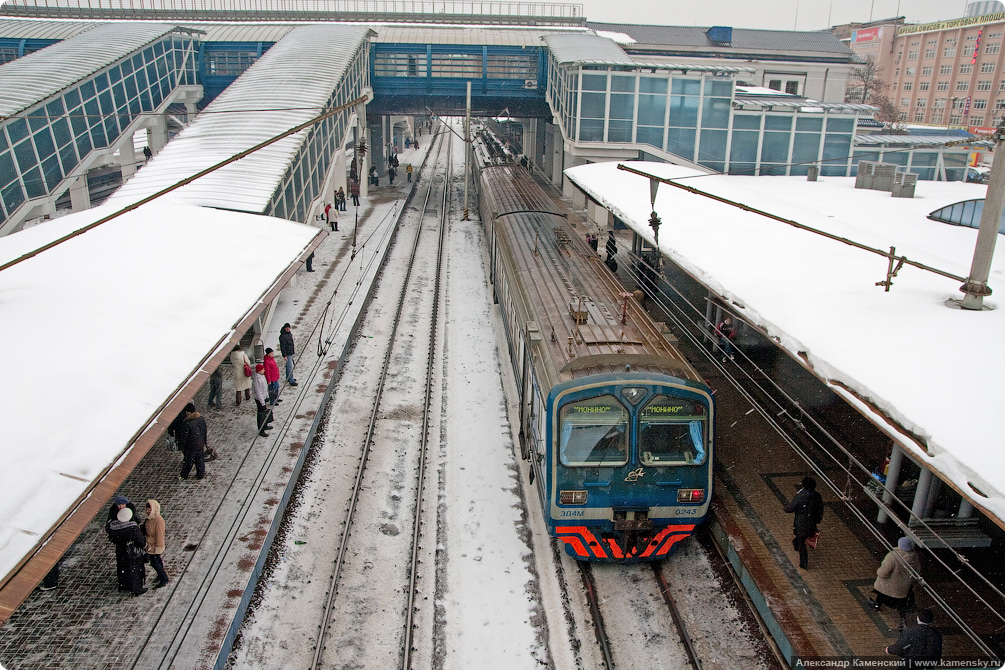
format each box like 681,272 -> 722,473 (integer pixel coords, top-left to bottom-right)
636,77 -> 667,150
639,395 -> 707,466
559,395 -> 629,467
608,75 -> 636,143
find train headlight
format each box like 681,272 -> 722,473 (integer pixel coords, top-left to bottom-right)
560,490 -> 588,505
677,488 -> 705,504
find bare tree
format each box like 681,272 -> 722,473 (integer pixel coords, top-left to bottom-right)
846,56 -> 887,104
871,95 -> 905,132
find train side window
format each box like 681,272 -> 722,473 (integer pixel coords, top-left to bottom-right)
558,395 -> 629,467
639,395 -> 707,466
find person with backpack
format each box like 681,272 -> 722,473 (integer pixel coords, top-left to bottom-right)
784,475 -> 824,569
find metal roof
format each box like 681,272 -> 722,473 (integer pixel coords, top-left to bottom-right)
0,22 -> 183,117
853,134 -> 994,148
373,24 -> 574,46
0,18 -> 94,40
734,96 -> 876,112
181,21 -> 297,43
107,24 -> 371,214
587,21 -> 857,59
544,32 -> 634,65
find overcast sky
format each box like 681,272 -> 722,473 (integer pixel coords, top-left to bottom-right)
580,0 -> 977,31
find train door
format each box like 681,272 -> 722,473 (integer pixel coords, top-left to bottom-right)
530,382 -> 547,502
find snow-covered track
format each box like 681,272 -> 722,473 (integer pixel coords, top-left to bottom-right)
308,129 -> 453,670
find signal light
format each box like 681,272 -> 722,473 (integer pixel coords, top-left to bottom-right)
677,488 -> 705,503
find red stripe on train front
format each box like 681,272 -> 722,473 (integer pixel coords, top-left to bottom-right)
556,526 -> 608,559
640,525 -> 695,558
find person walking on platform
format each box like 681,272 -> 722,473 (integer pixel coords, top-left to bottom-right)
279,323 -> 298,387
180,403 -> 209,479
208,366 -> 223,409
264,348 -> 281,406
333,201 -> 345,233
605,232 -> 618,272
886,607 -> 942,668
230,346 -> 253,406
337,186 -> 346,211
716,316 -> 737,362
107,507 -> 147,596
783,475 -> 824,569
388,164 -> 397,184
143,499 -> 169,589
350,178 -> 360,207
406,163 -> 413,182
252,363 -> 273,438
871,537 -> 922,629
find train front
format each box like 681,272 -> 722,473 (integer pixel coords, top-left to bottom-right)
546,374 -> 714,562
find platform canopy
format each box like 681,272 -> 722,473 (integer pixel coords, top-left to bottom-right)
0,201 -> 321,621
566,161 -> 1005,524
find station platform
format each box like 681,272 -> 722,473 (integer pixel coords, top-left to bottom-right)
0,140 -> 430,670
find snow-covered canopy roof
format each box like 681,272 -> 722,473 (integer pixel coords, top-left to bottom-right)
0,202 -> 321,619
107,23 -> 371,214
565,161 -> 1005,525
0,22 -> 183,117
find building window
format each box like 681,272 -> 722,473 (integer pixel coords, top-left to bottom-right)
957,80 -> 970,91
922,66 -> 933,75
981,62 -> 996,73
909,50 -> 919,60
971,115 -> 984,125
914,112 -> 925,121
901,98 -> 910,107
934,98 -> 946,109
937,81 -> 950,91
987,43 -> 1001,54
978,80 -> 992,91
906,67 -> 916,76
903,82 -> 913,91
1000,81 -> 1005,91
940,65 -> 952,75
950,114 -> 963,124
945,37 -> 957,45
785,81 -> 799,95
768,79 -> 782,91
933,112 -> 944,123
919,81 -> 930,91
944,47 -> 956,57
990,32 -> 1004,38
973,98 -> 988,109
996,99 -> 1005,110
924,48 -> 936,59
960,64 -> 973,74
899,112 -> 908,121
916,98 -> 927,107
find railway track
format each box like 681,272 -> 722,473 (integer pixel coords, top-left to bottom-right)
304,128 -> 452,669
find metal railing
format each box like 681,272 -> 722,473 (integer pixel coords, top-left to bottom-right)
0,0 -> 587,25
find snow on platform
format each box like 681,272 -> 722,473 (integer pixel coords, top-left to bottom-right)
565,161 -> 1005,521
0,202 -> 320,592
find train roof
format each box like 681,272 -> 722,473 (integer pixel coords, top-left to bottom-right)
480,165 -> 701,387
565,160 -> 1005,524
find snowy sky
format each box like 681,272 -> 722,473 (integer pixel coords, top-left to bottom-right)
0,202 -> 319,585
580,0 -> 974,31
565,161 -> 1005,522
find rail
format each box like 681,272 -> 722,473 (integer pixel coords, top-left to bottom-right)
0,0 -> 587,24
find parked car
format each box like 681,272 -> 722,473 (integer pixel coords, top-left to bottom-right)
967,166 -> 991,183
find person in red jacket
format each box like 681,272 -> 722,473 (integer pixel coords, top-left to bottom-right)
264,347 -> 281,405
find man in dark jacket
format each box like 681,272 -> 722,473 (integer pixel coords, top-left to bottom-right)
887,608 -> 942,668
180,403 -> 208,480
783,475 -> 824,569
279,323 -> 298,386
107,507 -> 147,595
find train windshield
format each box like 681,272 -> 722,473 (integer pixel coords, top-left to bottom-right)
558,395 -> 628,467
639,395 -> 707,466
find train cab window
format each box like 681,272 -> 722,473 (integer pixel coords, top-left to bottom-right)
558,396 -> 629,467
639,395 -> 707,466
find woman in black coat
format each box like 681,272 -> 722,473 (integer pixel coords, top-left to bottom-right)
107,507 -> 148,595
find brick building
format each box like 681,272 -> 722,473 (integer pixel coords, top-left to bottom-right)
838,9 -> 1005,133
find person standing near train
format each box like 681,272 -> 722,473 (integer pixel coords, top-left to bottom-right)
605,232 -> 618,272
716,316 -> 737,361
783,475 -> 824,569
